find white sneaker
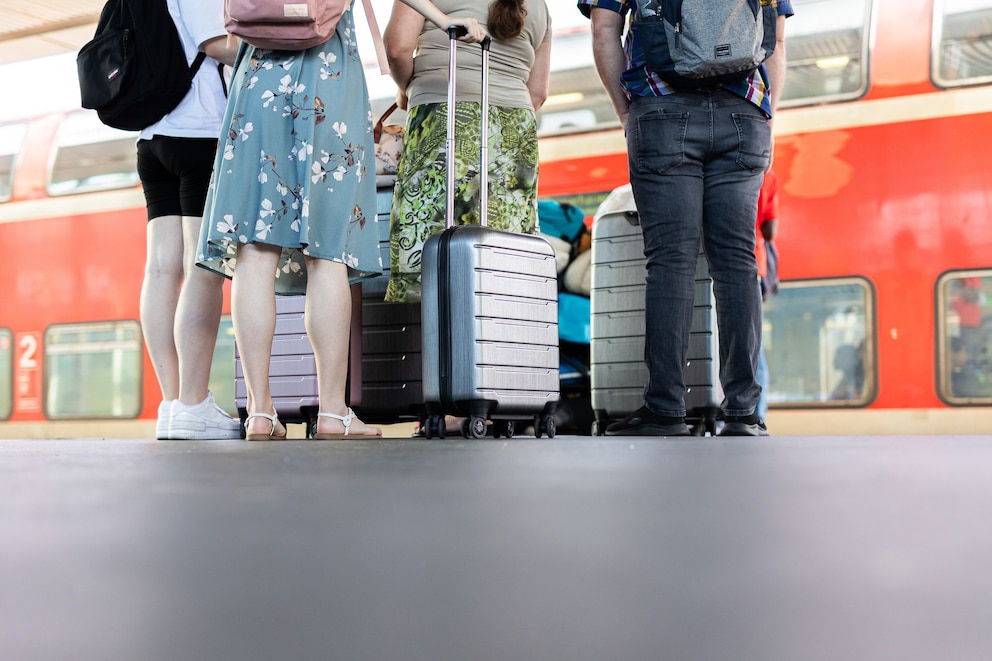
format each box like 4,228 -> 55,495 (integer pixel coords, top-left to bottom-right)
168,392 -> 242,440
155,400 -> 175,440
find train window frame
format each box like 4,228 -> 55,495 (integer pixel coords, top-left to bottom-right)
762,277 -> 877,409
46,110 -> 140,197
935,269 -> 992,405
778,0 -> 874,109
0,122 -> 28,203
43,320 -> 144,420
932,0 -> 992,88
0,329 -> 12,421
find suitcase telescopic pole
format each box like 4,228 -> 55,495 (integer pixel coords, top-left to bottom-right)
446,27 -> 492,229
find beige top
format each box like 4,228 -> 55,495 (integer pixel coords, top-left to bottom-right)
406,0 -> 551,110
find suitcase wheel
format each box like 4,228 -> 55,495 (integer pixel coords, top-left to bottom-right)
534,414 -> 556,439
424,415 -> 446,439
465,416 -> 487,439
591,411 -> 609,437
491,420 -> 515,439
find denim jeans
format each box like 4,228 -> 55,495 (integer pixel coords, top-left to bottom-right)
626,90 -> 770,418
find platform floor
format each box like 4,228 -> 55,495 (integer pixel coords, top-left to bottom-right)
3,435 -> 992,661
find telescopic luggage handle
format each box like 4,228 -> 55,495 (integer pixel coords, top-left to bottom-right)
446,27 -> 492,229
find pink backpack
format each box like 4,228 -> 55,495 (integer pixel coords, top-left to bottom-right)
225,0 -> 348,51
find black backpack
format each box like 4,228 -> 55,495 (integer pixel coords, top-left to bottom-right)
76,0 -> 206,131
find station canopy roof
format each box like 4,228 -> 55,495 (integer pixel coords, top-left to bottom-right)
0,0 -> 104,65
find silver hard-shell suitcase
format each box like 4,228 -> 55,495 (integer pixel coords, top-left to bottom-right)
420,29 -> 559,439
589,186 -> 722,435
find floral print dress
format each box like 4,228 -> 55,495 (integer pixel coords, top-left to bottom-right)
197,9 -> 381,295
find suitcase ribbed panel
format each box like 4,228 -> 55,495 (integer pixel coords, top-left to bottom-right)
590,211 -> 723,427
234,296 -> 320,421
360,297 -> 421,410
422,226 -> 560,418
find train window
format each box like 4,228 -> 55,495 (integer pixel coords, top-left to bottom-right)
537,30 -> 620,134
936,271 -> 992,403
209,316 -> 238,416
933,0 -> 992,87
780,0 -> 872,108
762,278 -> 875,407
43,321 -> 143,419
0,329 -> 11,421
0,123 -> 27,203
48,110 -> 140,196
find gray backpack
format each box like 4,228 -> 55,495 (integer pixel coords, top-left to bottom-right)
632,0 -> 776,88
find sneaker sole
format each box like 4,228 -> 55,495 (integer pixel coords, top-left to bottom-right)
718,423 -> 769,437
605,423 -> 691,437
168,429 -> 242,440
168,422 -> 242,441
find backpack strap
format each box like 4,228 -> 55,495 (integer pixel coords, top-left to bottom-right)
359,0 -> 390,75
189,51 -> 207,78
187,51 -> 230,98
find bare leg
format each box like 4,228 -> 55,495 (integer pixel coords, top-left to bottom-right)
175,215 -> 225,405
232,242 -> 286,438
305,257 -> 380,437
139,215 -> 184,400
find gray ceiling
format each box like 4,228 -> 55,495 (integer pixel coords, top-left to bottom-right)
0,0 -> 104,64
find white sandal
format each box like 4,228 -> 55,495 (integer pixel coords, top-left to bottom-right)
315,408 -> 381,439
245,410 -> 287,441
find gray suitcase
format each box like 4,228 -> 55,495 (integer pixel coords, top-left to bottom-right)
420,29 -> 559,439
589,190 -> 723,435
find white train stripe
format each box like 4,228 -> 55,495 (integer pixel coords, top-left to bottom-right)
0,188 -> 146,224
538,86 -> 992,163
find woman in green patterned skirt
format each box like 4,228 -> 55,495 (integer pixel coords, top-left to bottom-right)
383,0 -> 552,304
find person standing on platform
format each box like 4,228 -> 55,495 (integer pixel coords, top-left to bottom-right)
196,1 -> 487,440
579,0 -> 793,437
138,0 -> 242,440
382,0 -> 552,304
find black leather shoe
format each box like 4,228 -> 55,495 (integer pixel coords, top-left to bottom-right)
605,406 -> 690,437
718,414 -> 769,436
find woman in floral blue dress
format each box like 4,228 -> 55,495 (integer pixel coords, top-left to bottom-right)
198,1 -> 486,440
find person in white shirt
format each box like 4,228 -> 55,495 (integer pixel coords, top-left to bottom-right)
136,0 -> 241,440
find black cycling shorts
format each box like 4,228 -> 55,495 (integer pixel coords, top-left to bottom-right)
136,136 -> 218,221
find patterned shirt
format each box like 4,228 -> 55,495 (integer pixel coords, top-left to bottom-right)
577,0 -> 794,116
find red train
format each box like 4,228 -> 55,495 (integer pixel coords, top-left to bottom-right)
1,0 -> 990,437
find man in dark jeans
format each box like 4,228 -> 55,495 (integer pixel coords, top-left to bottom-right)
579,0 -> 793,436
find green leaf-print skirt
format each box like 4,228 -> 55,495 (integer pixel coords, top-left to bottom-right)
383,102 -> 539,304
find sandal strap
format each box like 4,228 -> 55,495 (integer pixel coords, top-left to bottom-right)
245,410 -> 279,436
318,408 -> 355,435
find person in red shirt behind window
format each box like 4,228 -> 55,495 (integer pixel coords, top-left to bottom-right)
952,277 -> 984,362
